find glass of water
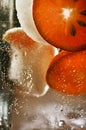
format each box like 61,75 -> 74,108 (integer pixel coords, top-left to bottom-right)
0,1 -> 86,130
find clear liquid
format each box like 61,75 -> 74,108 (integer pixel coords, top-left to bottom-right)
0,0 -> 86,130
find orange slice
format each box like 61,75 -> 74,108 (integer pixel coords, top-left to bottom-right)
33,0 -> 86,51
3,27 -> 55,97
46,50 -> 86,95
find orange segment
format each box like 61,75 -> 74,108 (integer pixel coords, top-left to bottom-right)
46,50 -> 86,95
33,0 -> 86,51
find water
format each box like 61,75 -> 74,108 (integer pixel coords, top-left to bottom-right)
12,88 -> 86,130
0,0 -> 18,129
0,0 -> 86,130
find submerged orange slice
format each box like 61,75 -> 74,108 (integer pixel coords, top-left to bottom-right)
33,0 -> 86,51
46,50 -> 86,95
3,27 -> 55,97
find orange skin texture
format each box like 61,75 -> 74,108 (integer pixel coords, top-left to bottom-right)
33,0 -> 86,51
46,50 -> 86,95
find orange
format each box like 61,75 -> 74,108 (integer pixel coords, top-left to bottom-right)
46,50 -> 86,95
33,0 -> 86,51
